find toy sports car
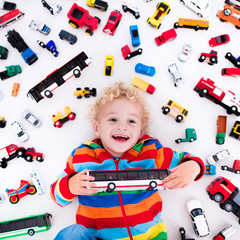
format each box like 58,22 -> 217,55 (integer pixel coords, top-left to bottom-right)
135,63 -> 156,76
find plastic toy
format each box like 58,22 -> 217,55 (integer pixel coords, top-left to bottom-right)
131,76 -> 155,94
147,1 -> 170,29
198,50 -> 218,65
206,149 -> 230,165
135,63 -> 156,76
6,29 -> 38,65
11,121 -> 29,142
74,87 -> 97,99
221,160 -> 240,174
0,213 -> 52,238
204,165 -> 216,175
213,225 -> 236,240
179,0 -> 211,17
88,169 -> 169,192
0,65 -> 21,80
29,20 -> 50,35
37,40 -> 59,57
104,55 -> 114,76
179,227 -> 195,240
67,3 -> 100,36
23,148 -> 44,162
217,4 -> 240,29
121,45 -> 143,60
179,43 -> 192,62
6,180 -> 36,204
229,121 -> 240,140
209,34 -> 230,47
0,9 -> 24,29
225,0 -> 240,6
155,28 -> 177,46
0,0 -> 16,10
87,0 -> 108,12
22,110 -> 41,128
194,77 -> 240,116
11,82 -> 20,97
0,117 -> 6,128
122,1 -> 140,19
129,25 -> 140,47
41,0 -> 62,15
52,106 -> 76,128
27,52 -> 91,103
174,18 -> 209,31
216,115 -> 227,145
206,176 -> 240,223
168,63 -> 183,87
186,199 -> 210,237
162,99 -> 189,123
175,128 -> 197,143
30,170 -> 45,195
225,52 -> 240,68
103,10 -> 122,35
0,46 -> 8,59
0,193 -> 4,203
222,68 -> 240,77
59,29 -> 77,45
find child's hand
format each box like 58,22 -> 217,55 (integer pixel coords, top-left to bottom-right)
162,160 -> 201,189
68,169 -> 98,195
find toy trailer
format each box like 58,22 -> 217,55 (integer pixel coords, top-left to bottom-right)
175,128 -> 197,143
216,115 -> 227,144
229,121 -> 240,140
213,225 -> 236,240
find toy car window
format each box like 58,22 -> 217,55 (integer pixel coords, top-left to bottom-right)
138,171 -> 148,180
127,171 -> 138,180
118,172 -> 127,180
149,171 -> 158,179
106,172 -> 117,180
220,35 -> 228,42
191,208 -> 203,217
220,179 -> 228,186
132,30 -> 138,37
94,172 -> 106,181
17,131 -> 24,137
109,15 -> 117,21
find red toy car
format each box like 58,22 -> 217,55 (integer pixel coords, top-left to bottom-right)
67,3 -> 100,36
222,68 -> 240,77
5,180 -> 36,204
103,10 -> 122,35
121,44 -> 142,60
155,28 -> 177,46
198,50 -> 218,65
0,9 -> 24,30
209,34 -> 230,47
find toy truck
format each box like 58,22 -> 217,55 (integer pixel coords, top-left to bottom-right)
0,9 -> 24,30
221,160 -> 240,174
0,65 -> 21,80
229,121 -> 240,140
175,128 -> 197,143
155,28 -> 177,46
0,46 -> 8,59
216,115 -> 227,144
87,0 -> 108,12
131,76 -> 155,94
213,225 -> 236,240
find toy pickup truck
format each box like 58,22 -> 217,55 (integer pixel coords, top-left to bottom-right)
155,28 -> 177,46
0,65 -> 22,80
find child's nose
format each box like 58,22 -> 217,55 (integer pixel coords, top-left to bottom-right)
117,123 -> 127,131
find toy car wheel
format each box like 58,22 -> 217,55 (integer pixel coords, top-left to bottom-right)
134,13 -> 140,19
122,5 -> 128,12
25,154 -> 33,162
27,185 -> 37,195
76,88 -> 81,91
174,22 -> 179,28
176,115 -> 183,123
199,55 -> 206,62
235,25 -> 240,29
54,121 -> 62,128
197,13 -> 203,17
202,88 -> 208,94
0,160 -> 7,168
210,56 -> 217,64
156,23 -> 161,29
9,195 -> 19,204
175,138 -> 182,143
231,106 -> 238,113
36,156 -> 44,162
68,113 -> 76,120
223,8 -> 231,16
44,90 -> 53,98
107,182 -> 116,192
221,166 -> 227,170
180,0 -> 185,4
68,20 -> 79,28
126,53 -> 131,59
16,148 -> 26,157
149,181 -> 157,189
86,29 -> 93,36
28,229 -> 35,236
138,48 -> 143,54
223,202 -> 234,212
162,107 -> 170,114
73,69 -> 81,78
77,96 -> 82,99
213,193 -> 224,203
195,25 -> 200,31
190,138 -> 195,142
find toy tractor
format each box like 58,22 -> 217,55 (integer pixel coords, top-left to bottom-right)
175,128 -> 197,143
52,106 -> 76,128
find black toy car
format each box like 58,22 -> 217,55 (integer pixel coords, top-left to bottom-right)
225,52 -> 240,68
59,30 -> 77,45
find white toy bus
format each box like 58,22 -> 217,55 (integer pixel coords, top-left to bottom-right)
87,169 -> 169,192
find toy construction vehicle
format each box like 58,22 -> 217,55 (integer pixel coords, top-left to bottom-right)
0,65 -> 21,80
175,128 -> 197,143
52,106 -> 76,128
74,87 -> 97,99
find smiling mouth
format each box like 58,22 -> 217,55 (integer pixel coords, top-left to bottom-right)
112,134 -> 129,141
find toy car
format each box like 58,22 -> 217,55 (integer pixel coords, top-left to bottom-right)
105,55 -> 114,76
0,46 -> 8,60
174,18 -> 209,31
22,110 -> 41,128
121,45 -> 143,60
0,65 -> 22,80
168,63 -> 183,87
0,116 -> 6,128
11,82 -> 20,97
59,30 -> 77,45
29,20 -> 50,35
198,50 -> 218,65
221,160 -> 240,174
209,34 -> 230,47
175,128 -> 197,143
52,106 -> 76,128
5,180 -> 36,204
186,199 -> 210,237
129,25 -> 140,47
206,149 -> 230,165
179,0 -> 211,17
230,121 -> 240,140
24,148 -> 44,162
178,43 -> 192,62
225,52 -> 240,68
67,3 -> 100,36
87,0 -> 108,12
103,10 -> 122,35
74,87 -> 97,99
213,225 -> 236,240
155,28 -> 177,46
222,68 -> 240,77
131,76 -> 155,94
37,40 -> 59,57
41,0 -> 62,15
122,1 -> 140,19
204,165 -> 216,175
135,63 -> 156,76
147,1 -> 170,29
11,121 -> 29,142
0,0 -> 16,10
0,9 -> 24,30
30,170 -> 45,195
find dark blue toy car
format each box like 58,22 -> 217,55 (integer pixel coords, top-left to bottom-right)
135,63 -> 156,76
129,25 -> 140,47
59,30 -> 77,45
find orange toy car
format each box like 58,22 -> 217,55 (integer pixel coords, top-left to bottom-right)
11,82 -> 20,97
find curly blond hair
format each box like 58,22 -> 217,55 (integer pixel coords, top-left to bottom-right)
89,82 -> 151,128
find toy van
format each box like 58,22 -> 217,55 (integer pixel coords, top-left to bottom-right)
174,18 -> 209,31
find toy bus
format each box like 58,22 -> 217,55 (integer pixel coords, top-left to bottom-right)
88,169 -> 169,192
0,213 -> 52,239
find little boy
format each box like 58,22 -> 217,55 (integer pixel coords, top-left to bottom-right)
51,82 -> 204,240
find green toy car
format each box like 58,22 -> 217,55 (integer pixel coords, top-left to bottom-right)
0,65 -> 22,80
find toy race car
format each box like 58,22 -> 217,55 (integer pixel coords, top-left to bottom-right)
103,10 -> 122,35
135,63 -> 156,76
74,87 -> 97,99
52,106 -> 76,128
209,34 -> 230,47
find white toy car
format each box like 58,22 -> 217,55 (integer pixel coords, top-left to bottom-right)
122,1 -> 140,19
29,20 -> 51,35
22,110 -> 42,128
186,199 -> 210,237
180,0 -> 211,17
11,121 -> 29,142
178,43 -> 192,62
30,170 -> 45,195
168,63 -> 183,87
206,149 -> 230,165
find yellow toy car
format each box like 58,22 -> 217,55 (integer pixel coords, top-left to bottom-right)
74,87 -> 97,99
104,55 -> 114,76
52,106 -> 76,128
147,1 -> 170,29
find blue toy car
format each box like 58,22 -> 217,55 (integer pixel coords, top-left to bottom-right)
37,40 -> 59,57
129,25 -> 140,47
135,63 -> 156,76
204,165 -> 216,175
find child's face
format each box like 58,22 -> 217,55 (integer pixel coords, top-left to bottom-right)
93,97 -> 145,158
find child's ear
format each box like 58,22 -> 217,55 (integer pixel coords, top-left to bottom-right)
92,120 -> 100,137
140,125 -> 146,138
